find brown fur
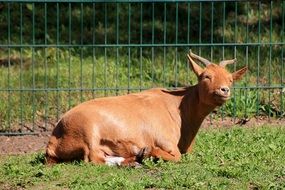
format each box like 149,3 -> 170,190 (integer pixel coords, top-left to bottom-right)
45,51 -> 247,165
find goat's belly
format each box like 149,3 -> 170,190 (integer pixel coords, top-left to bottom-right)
93,122 -> 154,162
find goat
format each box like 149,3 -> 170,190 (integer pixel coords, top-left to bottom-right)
45,50 -> 247,166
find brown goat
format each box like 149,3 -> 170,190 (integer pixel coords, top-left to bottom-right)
45,50 -> 247,166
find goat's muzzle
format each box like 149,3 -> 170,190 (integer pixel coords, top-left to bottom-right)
214,87 -> 231,105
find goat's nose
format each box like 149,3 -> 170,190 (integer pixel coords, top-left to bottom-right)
220,86 -> 230,95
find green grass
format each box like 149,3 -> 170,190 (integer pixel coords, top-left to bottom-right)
0,49 -> 197,131
1,126 -> 285,189
1,48 -> 284,131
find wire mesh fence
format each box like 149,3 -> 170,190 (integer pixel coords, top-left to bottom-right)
0,0 -> 284,135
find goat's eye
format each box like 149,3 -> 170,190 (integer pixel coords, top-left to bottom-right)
204,75 -> 211,80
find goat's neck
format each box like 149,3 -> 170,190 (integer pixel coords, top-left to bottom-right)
186,86 -> 215,123
178,85 -> 217,152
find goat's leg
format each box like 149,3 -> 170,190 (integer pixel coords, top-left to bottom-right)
120,147 -> 151,166
120,146 -> 182,165
89,148 -> 140,166
120,156 -> 140,167
186,138 -> 195,153
149,146 -> 181,162
88,149 -> 106,164
106,147 -> 148,167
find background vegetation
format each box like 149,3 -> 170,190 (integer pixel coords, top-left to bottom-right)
0,1 -> 284,132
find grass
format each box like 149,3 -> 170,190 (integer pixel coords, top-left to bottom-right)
1,47 -> 284,131
0,49 -> 197,131
1,126 -> 285,189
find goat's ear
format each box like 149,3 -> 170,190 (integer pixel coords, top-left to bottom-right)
187,53 -> 203,77
232,66 -> 247,81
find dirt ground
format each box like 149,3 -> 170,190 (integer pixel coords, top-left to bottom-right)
0,116 -> 284,155
0,133 -> 50,155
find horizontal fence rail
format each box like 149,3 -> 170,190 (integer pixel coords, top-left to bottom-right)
0,1 -> 284,135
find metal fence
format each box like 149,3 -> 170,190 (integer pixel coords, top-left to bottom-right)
0,0 -> 284,135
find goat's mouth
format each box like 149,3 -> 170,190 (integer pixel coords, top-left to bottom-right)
214,93 -> 230,103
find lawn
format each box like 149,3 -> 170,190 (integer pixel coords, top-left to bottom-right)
1,126 -> 284,189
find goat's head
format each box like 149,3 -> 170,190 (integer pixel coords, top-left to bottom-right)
187,50 -> 247,106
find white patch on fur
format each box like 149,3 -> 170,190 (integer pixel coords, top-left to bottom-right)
105,156 -> 125,166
